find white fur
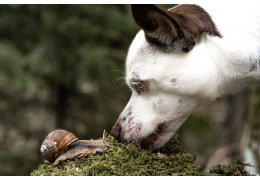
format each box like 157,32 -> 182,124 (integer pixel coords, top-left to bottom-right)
118,4 -> 260,149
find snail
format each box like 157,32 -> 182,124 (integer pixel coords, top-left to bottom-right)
40,129 -> 110,166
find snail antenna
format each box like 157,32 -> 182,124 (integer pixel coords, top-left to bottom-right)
102,129 -> 106,141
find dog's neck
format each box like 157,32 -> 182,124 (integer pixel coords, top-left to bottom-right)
200,34 -> 260,102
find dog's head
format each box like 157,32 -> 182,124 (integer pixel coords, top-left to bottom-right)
111,4 -> 222,149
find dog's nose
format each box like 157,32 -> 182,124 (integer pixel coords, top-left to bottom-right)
110,122 -> 122,140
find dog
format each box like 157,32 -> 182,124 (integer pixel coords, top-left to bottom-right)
110,4 -> 260,150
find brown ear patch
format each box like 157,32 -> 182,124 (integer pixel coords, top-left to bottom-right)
168,4 -> 222,42
131,4 -> 222,53
131,5 -> 179,34
131,4 -> 180,48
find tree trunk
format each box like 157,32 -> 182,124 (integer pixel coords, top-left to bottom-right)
55,84 -> 68,129
241,87 -> 260,175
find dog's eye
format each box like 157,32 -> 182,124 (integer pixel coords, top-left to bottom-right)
131,79 -> 146,94
136,82 -> 142,88
135,82 -> 143,94
134,81 -> 143,91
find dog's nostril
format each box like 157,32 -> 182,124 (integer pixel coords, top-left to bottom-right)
110,123 -> 122,139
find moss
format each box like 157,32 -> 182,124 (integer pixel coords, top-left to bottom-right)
31,134 -> 201,176
209,159 -> 254,176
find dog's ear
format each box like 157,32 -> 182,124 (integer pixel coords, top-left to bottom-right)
131,5 -> 221,52
131,5 -> 182,48
131,4 -> 181,46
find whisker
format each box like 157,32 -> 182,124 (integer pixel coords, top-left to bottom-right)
134,135 -> 141,148
145,136 -> 154,143
191,114 -> 211,124
111,77 -> 125,85
116,82 -> 127,89
153,131 -> 160,137
108,70 -> 125,75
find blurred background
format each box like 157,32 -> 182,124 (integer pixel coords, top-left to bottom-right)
0,4 -> 259,176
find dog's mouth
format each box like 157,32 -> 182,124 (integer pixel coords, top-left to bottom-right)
138,122 -> 166,149
110,122 -> 167,149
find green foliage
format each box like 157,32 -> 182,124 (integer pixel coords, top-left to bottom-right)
0,4 -> 138,132
247,87 -> 260,140
31,135 -> 201,176
0,4 -> 139,175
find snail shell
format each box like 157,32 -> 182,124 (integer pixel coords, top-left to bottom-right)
40,129 -> 78,162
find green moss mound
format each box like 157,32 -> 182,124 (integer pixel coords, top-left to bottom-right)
31,134 -> 200,176
209,159 -> 254,176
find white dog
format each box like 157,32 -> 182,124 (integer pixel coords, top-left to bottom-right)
110,4 -> 260,150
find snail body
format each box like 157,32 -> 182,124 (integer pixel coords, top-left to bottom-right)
40,129 -> 109,166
